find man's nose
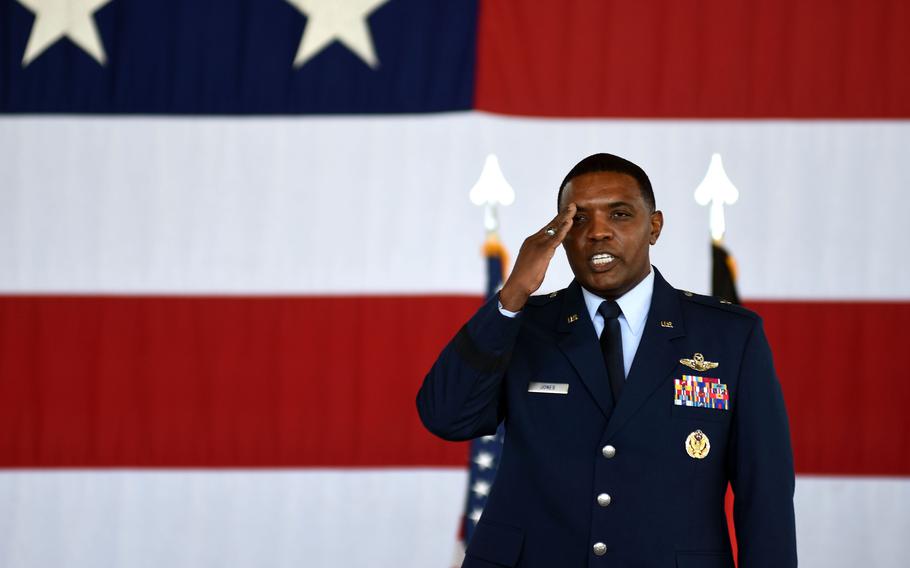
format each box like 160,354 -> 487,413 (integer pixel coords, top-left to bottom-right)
588,214 -> 613,240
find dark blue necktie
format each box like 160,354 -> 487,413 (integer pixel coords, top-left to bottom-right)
597,300 -> 625,404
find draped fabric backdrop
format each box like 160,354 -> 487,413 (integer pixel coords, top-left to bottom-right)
1,1 -> 909,567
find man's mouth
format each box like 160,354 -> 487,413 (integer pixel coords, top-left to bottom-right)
589,253 -> 616,267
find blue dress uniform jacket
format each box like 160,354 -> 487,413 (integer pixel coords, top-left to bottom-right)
417,269 -> 797,568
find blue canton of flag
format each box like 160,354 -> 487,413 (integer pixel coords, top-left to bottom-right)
1,0 -> 477,113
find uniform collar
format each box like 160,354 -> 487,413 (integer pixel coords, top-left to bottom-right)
580,269 -> 654,338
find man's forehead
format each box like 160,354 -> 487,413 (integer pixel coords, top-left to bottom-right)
574,199 -> 637,210
566,170 -> 640,189
563,174 -> 644,203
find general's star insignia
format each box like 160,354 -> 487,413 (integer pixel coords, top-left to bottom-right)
679,352 -> 719,372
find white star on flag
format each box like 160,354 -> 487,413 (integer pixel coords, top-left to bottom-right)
285,0 -> 389,69
17,0 -> 112,66
474,451 -> 495,471
471,480 -> 491,498
468,507 -> 484,525
480,434 -> 498,442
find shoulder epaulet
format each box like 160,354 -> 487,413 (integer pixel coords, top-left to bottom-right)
525,288 -> 566,307
677,289 -> 758,319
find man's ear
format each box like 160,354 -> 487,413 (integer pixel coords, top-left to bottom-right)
649,210 -> 664,245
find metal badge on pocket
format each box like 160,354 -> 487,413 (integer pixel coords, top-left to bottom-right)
527,382 -> 569,395
685,429 -> 711,459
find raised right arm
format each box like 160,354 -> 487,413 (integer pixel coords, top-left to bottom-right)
416,295 -> 522,441
417,204 -> 576,440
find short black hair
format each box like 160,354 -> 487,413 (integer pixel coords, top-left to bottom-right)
557,153 -> 656,212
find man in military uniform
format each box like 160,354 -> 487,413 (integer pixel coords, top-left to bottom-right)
417,153 -> 797,568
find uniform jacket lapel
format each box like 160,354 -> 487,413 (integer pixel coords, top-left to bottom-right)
605,268 -> 686,439
556,281 -> 615,419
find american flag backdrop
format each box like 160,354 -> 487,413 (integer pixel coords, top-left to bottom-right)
1,1 -> 909,567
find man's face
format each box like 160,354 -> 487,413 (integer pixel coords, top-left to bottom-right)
560,171 -> 663,299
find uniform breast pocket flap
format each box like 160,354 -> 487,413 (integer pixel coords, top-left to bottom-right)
527,381 -> 569,395
672,404 -> 729,422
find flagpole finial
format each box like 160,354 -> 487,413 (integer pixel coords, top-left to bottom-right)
694,153 -> 739,242
470,154 -> 515,235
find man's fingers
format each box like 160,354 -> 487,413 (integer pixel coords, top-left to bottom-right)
548,203 -> 576,245
538,217 -> 561,237
508,203 -> 577,298
539,203 -> 576,237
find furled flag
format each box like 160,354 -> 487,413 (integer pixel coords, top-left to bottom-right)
712,242 -> 740,305
711,234 -> 740,563
454,235 -> 509,565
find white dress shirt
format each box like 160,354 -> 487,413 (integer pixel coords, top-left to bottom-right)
499,269 -> 654,379
580,270 -> 654,378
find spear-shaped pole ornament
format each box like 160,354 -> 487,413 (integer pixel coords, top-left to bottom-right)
469,154 -> 515,235
694,153 -> 739,242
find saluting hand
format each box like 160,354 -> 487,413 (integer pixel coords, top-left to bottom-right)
499,203 -> 576,312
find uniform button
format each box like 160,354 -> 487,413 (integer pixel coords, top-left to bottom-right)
602,445 -> 616,459
593,542 -> 607,556
597,493 -> 612,507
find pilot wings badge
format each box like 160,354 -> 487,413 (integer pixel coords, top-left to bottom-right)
679,353 -> 719,372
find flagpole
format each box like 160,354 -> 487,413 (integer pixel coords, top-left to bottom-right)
451,155 -> 515,566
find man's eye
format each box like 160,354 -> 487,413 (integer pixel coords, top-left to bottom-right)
573,215 -> 587,223
612,211 -> 631,219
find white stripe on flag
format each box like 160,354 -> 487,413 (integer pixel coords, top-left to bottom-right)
795,475 -> 910,568
1,471 -> 908,568
0,469 -> 466,568
2,115 -> 908,299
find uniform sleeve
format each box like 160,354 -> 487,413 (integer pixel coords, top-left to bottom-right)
728,318 -> 798,568
416,294 -> 522,441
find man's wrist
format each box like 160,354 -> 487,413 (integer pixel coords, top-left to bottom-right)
498,287 -> 528,312
497,298 -> 521,318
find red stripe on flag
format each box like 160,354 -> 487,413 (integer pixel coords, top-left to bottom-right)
475,0 -> 910,118
748,300 -> 910,476
0,295 -> 476,468
0,296 -> 907,472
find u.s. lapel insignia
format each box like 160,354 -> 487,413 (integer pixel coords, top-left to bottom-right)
660,320 -> 674,328
679,352 -> 719,372
685,430 -> 710,459
567,314 -> 579,324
